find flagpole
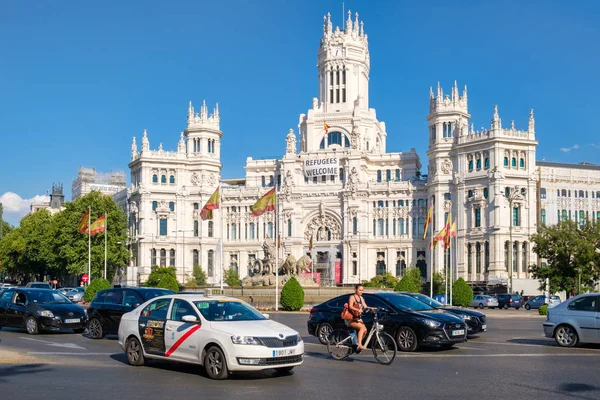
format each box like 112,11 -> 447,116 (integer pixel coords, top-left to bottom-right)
104,212 -> 108,280
219,196 -> 224,292
275,186 -> 279,311
449,232 -> 453,306
88,206 -> 91,285
429,196 -> 434,298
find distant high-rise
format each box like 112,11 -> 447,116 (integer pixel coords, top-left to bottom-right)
72,167 -> 126,200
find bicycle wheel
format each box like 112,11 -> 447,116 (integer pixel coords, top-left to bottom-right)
327,329 -> 353,361
372,331 -> 397,365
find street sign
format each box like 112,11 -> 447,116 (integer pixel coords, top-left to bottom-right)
81,273 -> 89,283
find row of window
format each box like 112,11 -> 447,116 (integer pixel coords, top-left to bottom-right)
503,157 -> 526,168
320,131 -> 350,149
152,201 -> 175,212
554,209 -> 600,225
466,152 -> 490,172
149,248 -> 216,277
152,174 -> 176,184
471,206 -> 521,228
430,122 -> 453,139
328,69 -> 347,104
376,169 -> 402,182
504,241 -> 529,273
372,199 -> 428,208
466,242 -> 490,274
372,218 -> 424,237
554,189 -> 600,199
189,138 -> 217,154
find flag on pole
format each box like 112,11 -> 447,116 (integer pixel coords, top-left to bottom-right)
86,215 -> 106,235
78,209 -> 90,233
433,213 -> 452,248
323,122 -> 330,133
308,235 -> 313,251
450,220 -> 457,238
250,188 -> 276,217
423,203 -> 433,239
200,187 -> 220,221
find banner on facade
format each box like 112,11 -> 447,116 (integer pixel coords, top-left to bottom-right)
303,157 -> 339,178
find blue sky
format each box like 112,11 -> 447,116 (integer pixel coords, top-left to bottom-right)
1,0 -> 599,225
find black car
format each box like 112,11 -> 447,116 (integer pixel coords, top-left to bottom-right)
398,292 -> 487,336
0,288 -> 87,334
497,294 -> 523,310
87,287 -> 174,339
307,292 -> 467,352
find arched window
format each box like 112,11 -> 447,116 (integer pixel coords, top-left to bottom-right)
541,209 -> 546,225
160,249 -> 166,266
484,158 -> 490,168
267,222 -> 273,238
161,175 -> 167,184
208,221 -> 214,237
519,158 -> 525,168
378,218 -> 384,236
511,158 -> 517,167
232,223 -> 237,240
476,159 -> 481,169
151,249 -> 157,266
169,202 -> 175,212
483,188 -> 488,198
561,210 -> 567,222
476,242 -> 481,273
207,250 -> 214,277
522,242 -> 528,272
467,243 -> 472,274
377,170 -> 382,182
468,190 -> 473,198
386,170 -> 391,182
194,220 -> 199,236
398,218 -> 406,235
579,190 -> 584,198
152,174 -> 158,183
249,222 -> 255,239
417,217 -> 425,236
378,200 -> 384,207
352,217 -> 358,234
468,160 -> 474,171
561,189 -> 567,197
193,250 -> 199,267
261,176 -> 266,187
503,157 -> 509,166
169,249 -> 175,266
319,131 -> 350,149
395,169 -> 400,181
418,199 -> 425,207
169,175 -> 175,184
152,201 -> 158,211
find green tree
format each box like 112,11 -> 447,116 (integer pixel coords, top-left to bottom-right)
50,191 -> 129,281
452,278 -> 473,307
432,272 -> 445,296
394,267 -> 423,293
362,272 -> 398,288
224,268 -> 241,287
529,220 -> 600,296
280,276 -> 304,311
84,278 -> 112,302
156,274 -> 180,293
146,266 -> 177,287
185,264 -> 207,287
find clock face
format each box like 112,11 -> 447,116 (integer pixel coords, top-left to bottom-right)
332,46 -> 342,57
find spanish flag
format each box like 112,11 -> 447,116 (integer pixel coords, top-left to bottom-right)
250,188 -> 276,217
87,215 -> 106,235
323,122 -> 330,133
433,212 -> 452,248
423,204 -> 433,239
450,220 -> 457,238
200,187 -> 220,221
78,209 -> 90,233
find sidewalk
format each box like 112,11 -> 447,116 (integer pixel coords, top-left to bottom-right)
0,348 -> 33,364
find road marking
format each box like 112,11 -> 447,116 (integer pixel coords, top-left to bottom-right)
306,352 -> 600,360
19,336 -> 87,350
471,340 -> 600,352
455,346 -> 485,350
27,352 -> 114,356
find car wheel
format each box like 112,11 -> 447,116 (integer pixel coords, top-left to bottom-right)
503,304 -> 509,310
525,304 -> 531,310
126,337 -> 145,366
396,326 -> 419,352
26,316 -> 39,335
555,325 -> 578,347
317,323 -> 333,345
478,303 -> 484,309
275,366 -> 294,374
88,318 -> 103,339
204,346 -> 229,380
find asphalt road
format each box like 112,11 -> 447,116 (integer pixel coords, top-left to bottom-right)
1,309 -> 600,400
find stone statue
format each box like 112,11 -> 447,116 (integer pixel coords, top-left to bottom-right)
191,172 -> 200,186
279,254 -> 297,275
295,255 -> 312,274
285,129 -> 296,155
262,237 -> 276,261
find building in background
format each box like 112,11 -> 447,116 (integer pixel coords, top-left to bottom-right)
125,11 -> 600,292
72,167 -> 126,200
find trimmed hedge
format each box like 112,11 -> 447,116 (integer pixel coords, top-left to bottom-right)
280,277 -> 304,311
452,278 -> 473,307
539,304 -> 548,315
156,274 -> 180,293
84,278 -> 111,302
394,267 -> 423,293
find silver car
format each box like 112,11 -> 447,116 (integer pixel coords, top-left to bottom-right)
543,293 -> 599,347
471,295 -> 498,309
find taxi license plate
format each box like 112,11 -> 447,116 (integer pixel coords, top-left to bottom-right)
452,329 -> 465,336
272,349 -> 295,357
481,324 -> 487,330
64,318 -> 79,324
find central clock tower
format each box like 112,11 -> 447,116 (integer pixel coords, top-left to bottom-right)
317,11 -> 370,113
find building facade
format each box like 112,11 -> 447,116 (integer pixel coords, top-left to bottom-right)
72,167 -> 127,200
125,12 -> 600,292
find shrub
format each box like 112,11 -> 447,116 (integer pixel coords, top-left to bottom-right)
224,268 -> 241,287
432,272 -> 445,296
84,278 -> 111,302
146,266 -> 177,287
192,264 -> 207,286
363,272 -> 398,288
452,278 -> 473,307
280,277 -> 304,311
394,267 -> 423,293
539,304 -> 548,315
156,274 -> 180,293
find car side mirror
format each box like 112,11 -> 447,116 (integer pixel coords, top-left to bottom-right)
262,313 -> 270,320
181,315 -> 199,323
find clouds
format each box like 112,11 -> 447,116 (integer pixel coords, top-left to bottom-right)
0,192 -> 49,226
560,144 -> 579,153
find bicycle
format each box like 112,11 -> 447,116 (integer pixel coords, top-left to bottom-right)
326,307 -> 397,365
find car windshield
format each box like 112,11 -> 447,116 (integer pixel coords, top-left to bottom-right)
378,293 -> 436,311
194,300 -> 266,322
410,293 -> 444,308
28,290 -> 71,304
142,289 -> 175,301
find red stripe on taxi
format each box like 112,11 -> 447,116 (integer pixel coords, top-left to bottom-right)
165,324 -> 201,357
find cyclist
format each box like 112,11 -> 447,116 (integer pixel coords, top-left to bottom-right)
347,284 -> 375,350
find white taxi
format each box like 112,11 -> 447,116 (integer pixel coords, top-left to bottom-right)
117,292 -> 304,379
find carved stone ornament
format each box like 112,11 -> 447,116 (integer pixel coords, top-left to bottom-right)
487,167 -> 504,181
207,173 -> 217,186
191,173 -> 200,186
286,129 -> 296,155
350,126 -> 360,149
440,159 -> 453,174
345,166 -> 360,195
304,212 -> 341,241
280,170 -> 294,201
156,200 -> 170,213
129,201 -> 138,215
192,210 -> 199,219
443,200 -> 452,211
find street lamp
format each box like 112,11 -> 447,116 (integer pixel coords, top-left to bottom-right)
504,186 -> 523,294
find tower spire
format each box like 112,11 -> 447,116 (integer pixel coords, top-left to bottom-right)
141,129 -> 149,152
131,136 -> 138,159
452,80 -> 459,102
528,109 -> 535,133
345,10 -> 352,34
491,105 -> 501,130
353,12 -> 359,33
201,100 -> 208,120
188,101 -> 194,123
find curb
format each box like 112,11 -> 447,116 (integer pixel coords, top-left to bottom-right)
0,349 -> 34,364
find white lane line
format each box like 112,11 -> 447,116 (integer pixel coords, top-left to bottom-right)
305,352 -> 600,359
19,336 -> 86,350
470,340 -> 600,352
27,352 -> 114,356
454,346 -> 485,350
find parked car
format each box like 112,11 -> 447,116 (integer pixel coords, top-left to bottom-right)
25,282 -> 52,289
543,293 -> 599,347
307,292 -> 467,351
525,295 -> 562,310
58,287 -> 75,295
497,294 -> 523,310
1,283 -> 13,289
87,287 -> 174,339
398,292 -> 487,336
118,293 -> 304,379
0,288 -> 87,334
471,295 -> 499,309
66,287 -> 85,303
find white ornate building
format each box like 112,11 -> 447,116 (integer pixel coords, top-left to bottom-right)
125,11 -> 600,292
